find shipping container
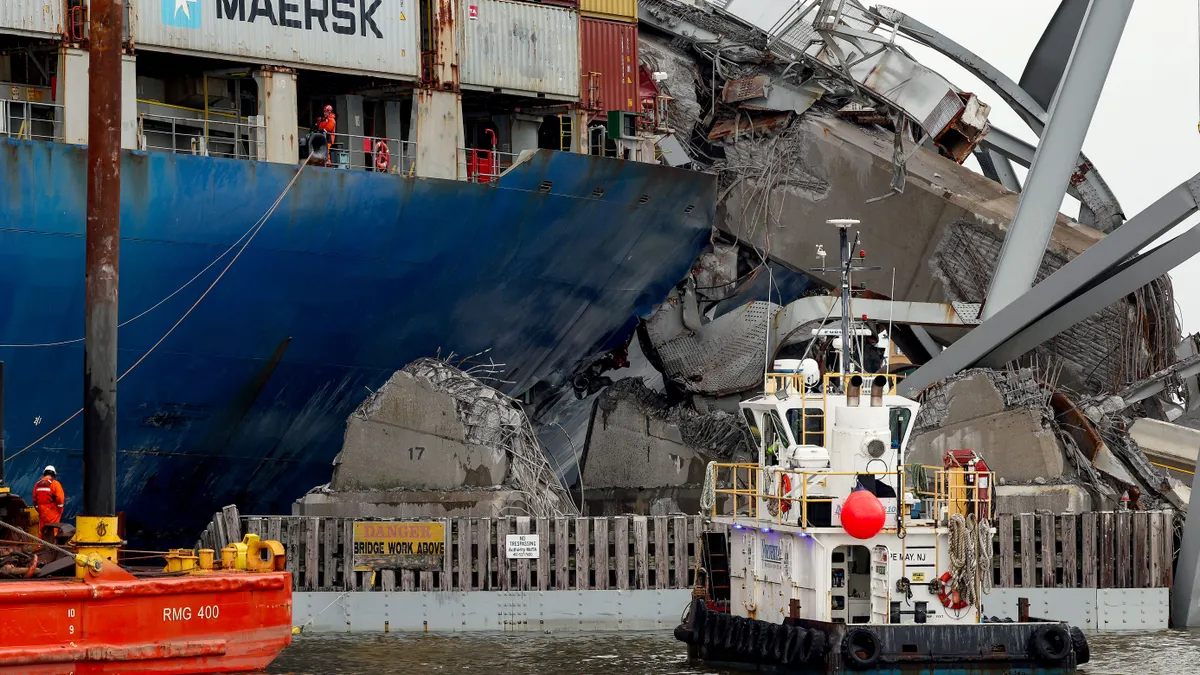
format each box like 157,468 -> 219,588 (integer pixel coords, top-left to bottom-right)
521,0 -> 579,6
580,16 -> 637,116
580,0 -> 635,23
459,0 -> 580,99
0,0 -> 65,39
131,0 -> 420,79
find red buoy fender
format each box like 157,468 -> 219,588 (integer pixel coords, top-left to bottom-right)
840,488 -> 886,539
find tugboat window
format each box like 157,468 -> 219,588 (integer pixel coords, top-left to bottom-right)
742,409 -> 761,443
785,408 -> 825,446
763,412 -> 790,466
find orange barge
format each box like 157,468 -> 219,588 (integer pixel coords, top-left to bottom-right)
0,562 -> 292,674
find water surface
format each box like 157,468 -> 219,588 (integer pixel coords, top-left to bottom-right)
265,629 -> 1200,674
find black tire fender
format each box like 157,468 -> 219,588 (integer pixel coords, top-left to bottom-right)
740,620 -> 760,656
779,625 -> 799,665
784,626 -> 807,664
755,622 -> 772,660
808,629 -> 827,660
689,598 -> 706,644
770,623 -> 786,662
724,616 -> 740,651
842,627 -> 882,670
702,611 -> 719,646
794,626 -> 814,663
674,624 -> 691,643
1031,624 -> 1072,664
1070,625 -> 1090,665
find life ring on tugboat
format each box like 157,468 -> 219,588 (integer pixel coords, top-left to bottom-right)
934,571 -> 970,610
780,474 -> 792,513
841,627 -> 882,670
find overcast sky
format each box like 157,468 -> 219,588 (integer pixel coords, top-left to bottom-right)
724,0 -> 1200,335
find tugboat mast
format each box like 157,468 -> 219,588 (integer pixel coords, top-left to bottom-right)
818,219 -> 878,378
80,0 -> 123,569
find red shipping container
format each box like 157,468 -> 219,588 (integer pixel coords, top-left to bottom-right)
580,16 -> 639,117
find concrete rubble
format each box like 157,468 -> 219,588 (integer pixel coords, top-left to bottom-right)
296,358 -> 577,519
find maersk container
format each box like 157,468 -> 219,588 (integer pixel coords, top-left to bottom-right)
131,0 -> 420,79
1,0 -> 64,38
580,17 -> 638,115
459,0 -> 580,99
580,0 -> 636,23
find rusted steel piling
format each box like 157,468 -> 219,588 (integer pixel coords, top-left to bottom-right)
83,0 -> 123,517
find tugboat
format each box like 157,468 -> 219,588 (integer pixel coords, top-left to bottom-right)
675,219 -> 1089,673
0,2 -> 292,671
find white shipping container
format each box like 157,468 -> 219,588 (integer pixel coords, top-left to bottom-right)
459,0 -> 579,99
132,0 -> 420,78
1,0 -> 65,38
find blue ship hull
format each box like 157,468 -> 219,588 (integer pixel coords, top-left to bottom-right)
0,138 -> 714,545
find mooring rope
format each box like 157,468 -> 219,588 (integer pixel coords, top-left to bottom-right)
0,519 -> 82,562
977,516 -> 994,595
700,461 -> 717,513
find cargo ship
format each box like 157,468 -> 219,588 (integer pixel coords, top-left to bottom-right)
0,0 -> 714,544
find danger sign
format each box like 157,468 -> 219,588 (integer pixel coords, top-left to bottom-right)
468,4 -> 478,19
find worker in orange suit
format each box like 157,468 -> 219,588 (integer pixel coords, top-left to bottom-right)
316,104 -> 337,166
32,465 -> 65,539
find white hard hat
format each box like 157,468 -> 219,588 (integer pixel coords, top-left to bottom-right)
44,465 -> 56,475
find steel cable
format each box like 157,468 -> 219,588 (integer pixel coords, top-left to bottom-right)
4,162 -> 309,465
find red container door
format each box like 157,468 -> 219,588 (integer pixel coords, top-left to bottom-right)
580,17 -> 639,119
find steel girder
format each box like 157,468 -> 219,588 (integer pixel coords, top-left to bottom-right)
980,0 -> 1133,319
898,172 -> 1200,398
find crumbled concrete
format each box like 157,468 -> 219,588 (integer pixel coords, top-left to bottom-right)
994,485 -> 1093,515
330,370 -> 508,491
1093,443 -> 1138,486
580,392 -> 712,490
295,489 -> 528,518
907,407 -> 1064,482
579,487 -> 712,517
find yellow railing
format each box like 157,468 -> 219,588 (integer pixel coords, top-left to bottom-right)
709,462 -> 995,529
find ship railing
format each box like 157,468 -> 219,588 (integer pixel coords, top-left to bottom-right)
313,132 -> 415,174
460,147 -> 520,183
709,463 -> 995,530
137,112 -> 266,161
763,371 -> 902,400
912,464 -> 996,524
0,99 -> 63,143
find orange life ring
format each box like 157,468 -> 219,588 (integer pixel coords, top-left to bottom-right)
935,571 -> 969,610
780,474 -> 792,514
374,141 -> 391,172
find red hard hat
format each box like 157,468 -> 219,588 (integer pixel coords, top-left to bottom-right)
323,105 -> 333,114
